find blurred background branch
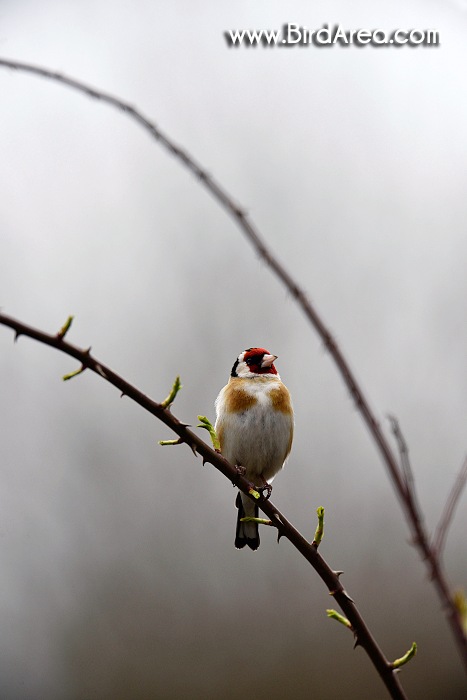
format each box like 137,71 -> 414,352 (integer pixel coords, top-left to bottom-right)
433,457 -> 467,559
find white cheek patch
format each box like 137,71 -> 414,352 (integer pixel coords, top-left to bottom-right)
235,360 -> 253,378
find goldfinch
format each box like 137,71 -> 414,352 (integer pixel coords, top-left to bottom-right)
215,348 -> 294,550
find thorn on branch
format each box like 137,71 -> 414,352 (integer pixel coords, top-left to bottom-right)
160,376 -> 182,409
312,506 -> 325,548
329,588 -> 354,603
341,590 -> 354,603
391,642 -> 417,669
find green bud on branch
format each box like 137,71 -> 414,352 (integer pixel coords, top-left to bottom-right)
160,375 -> 182,409
453,589 -> 467,634
57,315 -> 74,339
240,516 -> 273,526
392,642 -> 417,669
197,415 -> 220,451
313,506 -> 325,547
326,609 -> 352,630
62,365 -> 85,381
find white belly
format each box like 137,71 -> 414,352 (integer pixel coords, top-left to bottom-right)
215,384 -> 293,482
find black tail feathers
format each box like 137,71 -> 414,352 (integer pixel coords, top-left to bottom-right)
235,491 -> 260,550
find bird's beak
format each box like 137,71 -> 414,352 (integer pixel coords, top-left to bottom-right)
261,354 -> 278,368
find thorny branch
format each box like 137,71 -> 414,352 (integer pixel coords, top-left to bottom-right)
0,57 -> 466,671
0,312 -> 410,700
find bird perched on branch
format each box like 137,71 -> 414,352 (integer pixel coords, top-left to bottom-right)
215,348 -> 294,550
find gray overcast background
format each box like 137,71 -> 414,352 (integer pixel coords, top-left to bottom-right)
0,1 -> 466,698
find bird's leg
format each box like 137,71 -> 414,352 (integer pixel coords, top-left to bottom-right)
231,463 -> 247,488
258,475 -> 272,500
233,465 -> 271,500
233,464 -> 263,498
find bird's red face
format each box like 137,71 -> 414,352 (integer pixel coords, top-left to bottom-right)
231,347 -> 278,377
